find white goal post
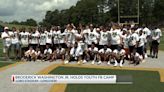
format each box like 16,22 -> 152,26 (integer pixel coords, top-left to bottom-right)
117,0 -> 140,25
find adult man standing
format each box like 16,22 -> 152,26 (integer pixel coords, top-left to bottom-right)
151,27 -> 162,58
1,27 -> 12,60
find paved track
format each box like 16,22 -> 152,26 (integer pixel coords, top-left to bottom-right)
0,51 -> 164,92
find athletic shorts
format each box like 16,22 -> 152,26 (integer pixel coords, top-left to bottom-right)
39,45 -> 46,53
152,40 -> 159,47
60,43 -> 67,48
137,46 -> 144,55
110,45 -> 118,51
11,43 -> 21,50
53,44 -> 59,47
98,45 -> 104,50
129,46 -> 135,53
53,44 -> 59,50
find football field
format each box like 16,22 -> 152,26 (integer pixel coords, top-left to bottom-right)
50,66 -> 164,92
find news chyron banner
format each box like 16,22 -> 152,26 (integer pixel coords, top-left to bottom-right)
11,75 -> 117,84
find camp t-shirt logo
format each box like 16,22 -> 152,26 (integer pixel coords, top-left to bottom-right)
130,36 -> 134,41
112,32 -> 117,37
90,33 -> 95,39
32,36 -> 37,40
13,33 -> 16,38
22,35 -> 28,40
48,34 -> 52,39
67,33 -> 72,40
153,32 -> 158,37
54,34 -> 58,39
102,33 -> 108,39
40,35 -> 46,40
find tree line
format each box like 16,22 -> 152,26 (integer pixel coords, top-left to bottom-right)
39,0 -> 164,28
9,19 -> 37,26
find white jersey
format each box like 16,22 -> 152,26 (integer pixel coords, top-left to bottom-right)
143,27 -> 151,37
87,30 -> 99,45
70,46 -> 83,57
10,31 -> 19,44
53,30 -> 61,44
113,49 -> 126,59
99,31 -> 109,45
138,34 -> 146,47
30,33 -> 39,44
110,29 -> 121,45
78,41 -> 86,51
99,48 -> 112,54
129,33 -> 139,46
40,33 -> 46,45
135,28 -> 142,34
46,32 -> 53,44
25,49 -> 35,56
82,29 -> 90,43
152,28 -> 162,43
122,34 -> 130,48
44,48 -> 52,54
88,47 -> 98,52
35,51 -> 41,56
20,32 -> 29,46
56,48 -> 65,54
59,32 -> 66,44
65,29 -> 78,44
1,31 -> 12,47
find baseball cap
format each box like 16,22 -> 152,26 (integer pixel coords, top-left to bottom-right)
4,27 -> 9,30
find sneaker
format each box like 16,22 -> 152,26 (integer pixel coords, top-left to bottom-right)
142,59 -> 146,63
114,60 -> 118,67
64,60 -> 69,64
77,61 -> 81,65
83,60 -> 87,64
107,61 -> 111,65
91,61 -> 95,65
145,54 -> 148,58
98,61 -> 102,65
119,60 -> 123,67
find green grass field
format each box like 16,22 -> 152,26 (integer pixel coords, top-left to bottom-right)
50,67 -> 164,92
159,32 -> 164,50
0,39 -> 3,57
0,62 -> 12,68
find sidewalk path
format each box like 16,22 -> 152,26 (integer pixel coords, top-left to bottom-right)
0,62 -> 57,92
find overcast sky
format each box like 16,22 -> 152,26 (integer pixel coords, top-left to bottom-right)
0,0 -> 78,22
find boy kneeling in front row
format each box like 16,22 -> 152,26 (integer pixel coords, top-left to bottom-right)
42,44 -> 52,61
24,46 -> 36,61
112,48 -> 126,67
97,45 -> 112,65
83,42 -> 98,64
64,42 -> 83,64
50,45 -> 66,62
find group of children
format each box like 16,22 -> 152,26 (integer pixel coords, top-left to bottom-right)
1,23 -> 162,67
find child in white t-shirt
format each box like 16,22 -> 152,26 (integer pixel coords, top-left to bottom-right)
98,45 -> 112,65
24,46 -> 35,61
